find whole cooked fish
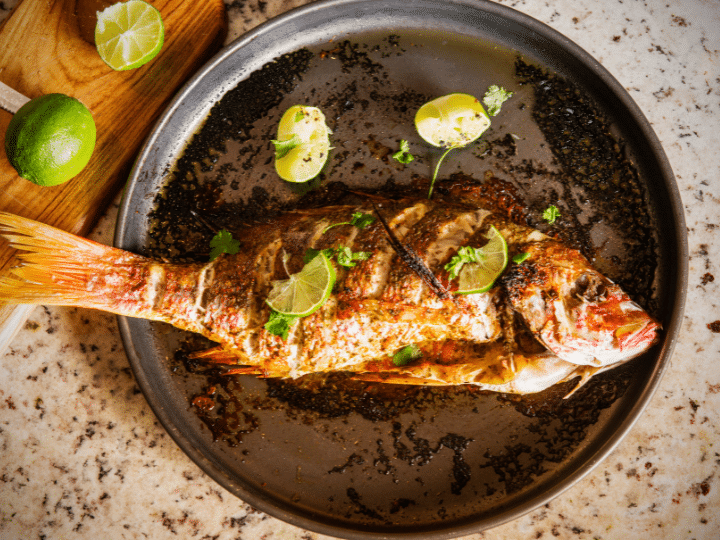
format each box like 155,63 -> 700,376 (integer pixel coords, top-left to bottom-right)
0,187 -> 660,394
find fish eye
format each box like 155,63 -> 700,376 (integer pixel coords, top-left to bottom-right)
573,272 -> 608,302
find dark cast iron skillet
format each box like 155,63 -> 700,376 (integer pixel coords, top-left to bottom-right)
115,1 -> 687,538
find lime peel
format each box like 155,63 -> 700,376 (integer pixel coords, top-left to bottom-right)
4,93 -> 96,187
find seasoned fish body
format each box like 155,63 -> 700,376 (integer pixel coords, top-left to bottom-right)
0,191 -> 660,394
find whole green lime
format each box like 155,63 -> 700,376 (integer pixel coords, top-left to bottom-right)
5,93 -> 96,187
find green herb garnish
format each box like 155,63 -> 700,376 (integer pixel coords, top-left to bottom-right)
271,134 -> 301,160
392,344 -> 423,366
482,85 -> 514,116
392,139 -> 415,164
543,205 -> 561,225
349,211 -> 375,229
323,211 -> 376,234
209,229 -> 241,261
512,252 -> 530,264
264,310 -> 299,340
334,246 -> 371,267
305,246 -> 371,268
444,246 -> 484,280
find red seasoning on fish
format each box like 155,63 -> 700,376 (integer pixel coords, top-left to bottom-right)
0,189 -> 660,395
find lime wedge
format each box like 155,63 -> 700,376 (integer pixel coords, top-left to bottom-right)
415,93 -> 490,148
456,226 -> 508,294
95,0 -> 165,71
266,251 -> 336,316
273,105 -> 331,183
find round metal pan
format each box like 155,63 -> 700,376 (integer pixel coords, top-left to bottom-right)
115,0 -> 686,538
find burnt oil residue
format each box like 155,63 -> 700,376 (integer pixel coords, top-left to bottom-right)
145,48 -> 314,262
514,59 -> 658,310
142,32 -> 661,525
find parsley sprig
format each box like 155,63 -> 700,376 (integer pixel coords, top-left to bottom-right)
482,85 -> 514,117
543,205 -> 561,225
444,246 -> 486,280
209,230 -> 241,261
323,211 -> 376,234
264,310 -> 299,341
271,134 -> 301,160
392,140 -> 415,164
392,344 -> 423,366
305,247 -> 371,268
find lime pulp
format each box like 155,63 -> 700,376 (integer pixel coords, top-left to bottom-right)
273,105 -> 331,183
95,0 -> 165,71
415,93 -> 490,148
455,226 -> 508,294
266,251 -> 336,316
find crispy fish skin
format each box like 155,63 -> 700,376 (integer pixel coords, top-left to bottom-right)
0,191 -> 661,393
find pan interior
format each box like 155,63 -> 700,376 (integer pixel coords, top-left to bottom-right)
116,2 -> 682,538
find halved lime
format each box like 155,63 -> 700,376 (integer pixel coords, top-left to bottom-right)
4,93 -> 96,187
266,251 -> 336,316
273,105 -> 331,183
95,0 -> 165,71
456,226 -> 508,294
415,93 -> 490,148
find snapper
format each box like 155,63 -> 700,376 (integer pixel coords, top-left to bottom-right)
0,187 -> 660,395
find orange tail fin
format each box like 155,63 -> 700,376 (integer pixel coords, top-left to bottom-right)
0,212 -> 151,315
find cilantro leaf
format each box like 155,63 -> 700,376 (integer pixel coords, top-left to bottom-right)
271,134 -> 301,160
323,212 -> 376,234
392,344 -> 423,366
444,246 -> 483,280
542,205 -> 561,225
392,139 -> 415,164
334,246 -> 371,267
482,85 -> 513,117
349,211 -> 376,229
305,246 -> 371,267
209,229 -> 241,261
512,252 -> 530,264
264,309 -> 299,340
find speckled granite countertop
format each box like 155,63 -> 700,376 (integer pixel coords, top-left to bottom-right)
1,0 -> 718,539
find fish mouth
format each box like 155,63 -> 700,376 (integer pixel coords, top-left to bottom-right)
616,318 -> 662,355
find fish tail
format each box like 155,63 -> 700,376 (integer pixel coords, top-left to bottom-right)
0,212 -> 152,316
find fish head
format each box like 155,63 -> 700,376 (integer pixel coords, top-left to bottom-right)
503,241 -> 661,367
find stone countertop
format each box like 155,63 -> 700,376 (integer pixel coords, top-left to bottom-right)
1,0 -> 718,539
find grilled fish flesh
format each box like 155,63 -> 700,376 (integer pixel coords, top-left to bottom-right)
0,188 -> 660,394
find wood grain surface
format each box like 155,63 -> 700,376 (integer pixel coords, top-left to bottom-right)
0,0 -> 227,351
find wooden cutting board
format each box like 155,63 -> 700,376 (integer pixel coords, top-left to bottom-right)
0,0 -> 227,353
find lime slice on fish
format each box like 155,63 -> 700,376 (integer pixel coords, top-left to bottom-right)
415,93 -> 491,148
273,105 -> 331,183
95,0 -> 165,71
456,226 -> 508,294
266,251 -> 336,316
